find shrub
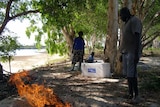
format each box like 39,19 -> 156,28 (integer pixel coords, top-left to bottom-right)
140,73 -> 160,92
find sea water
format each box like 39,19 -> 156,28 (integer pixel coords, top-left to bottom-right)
15,49 -> 46,56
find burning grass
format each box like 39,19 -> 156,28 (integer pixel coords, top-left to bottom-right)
9,70 -> 71,107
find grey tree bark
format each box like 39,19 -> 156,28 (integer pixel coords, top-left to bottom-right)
105,0 -> 118,73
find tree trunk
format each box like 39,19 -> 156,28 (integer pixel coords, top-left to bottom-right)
123,0 -> 132,9
8,56 -> 11,73
105,0 -> 118,74
61,26 -> 75,58
86,33 -> 96,54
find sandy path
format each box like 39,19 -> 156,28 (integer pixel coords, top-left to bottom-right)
1,53 -> 63,74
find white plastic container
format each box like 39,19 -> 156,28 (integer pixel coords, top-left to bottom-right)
81,60 -> 111,78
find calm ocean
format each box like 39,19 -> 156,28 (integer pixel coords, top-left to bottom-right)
15,49 -> 46,56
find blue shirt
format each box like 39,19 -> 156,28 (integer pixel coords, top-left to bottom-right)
73,37 -> 85,50
88,55 -> 94,61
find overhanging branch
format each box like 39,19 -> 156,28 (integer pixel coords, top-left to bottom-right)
142,0 -> 155,22
142,31 -> 160,42
9,10 -> 39,20
142,32 -> 160,48
0,0 -> 40,35
5,0 -> 14,18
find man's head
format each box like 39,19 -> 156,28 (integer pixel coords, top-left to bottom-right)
78,31 -> 83,37
120,7 -> 131,22
91,52 -> 94,56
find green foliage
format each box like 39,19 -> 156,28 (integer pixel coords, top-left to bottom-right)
0,36 -> 20,62
32,0 -> 76,28
143,48 -> 160,57
0,0 -> 33,23
140,72 -> 160,92
95,42 -> 104,49
0,1 -> 7,23
29,0 -> 108,54
1,0 -> 160,56
72,0 -> 108,34
45,30 -> 67,55
143,0 -> 160,24
142,0 -> 160,46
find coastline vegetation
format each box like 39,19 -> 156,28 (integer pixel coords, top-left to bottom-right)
19,45 -> 46,49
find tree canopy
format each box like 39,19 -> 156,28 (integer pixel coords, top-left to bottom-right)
140,0 -> 160,48
25,0 -> 108,55
0,0 -> 160,56
0,35 -> 20,62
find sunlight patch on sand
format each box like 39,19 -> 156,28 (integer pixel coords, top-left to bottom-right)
1,53 -> 65,74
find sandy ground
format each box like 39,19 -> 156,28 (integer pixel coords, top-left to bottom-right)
1,52 -> 160,74
1,53 -> 64,74
2,52 -> 160,74
0,56 -> 160,107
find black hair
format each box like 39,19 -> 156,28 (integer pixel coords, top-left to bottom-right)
78,31 -> 83,36
91,52 -> 94,56
120,7 -> 131,17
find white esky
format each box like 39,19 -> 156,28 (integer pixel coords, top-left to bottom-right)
6,19 -> 41,45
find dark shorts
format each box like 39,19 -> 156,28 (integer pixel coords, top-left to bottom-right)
72,50 -> 84,64
122,52 -> 137,77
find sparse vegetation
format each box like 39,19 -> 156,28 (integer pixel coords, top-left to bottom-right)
139,70 -> 160,92
142,48 -> 160,57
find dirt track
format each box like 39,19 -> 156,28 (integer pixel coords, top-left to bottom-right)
0,55 -> 160,107
27,59 -> 160,107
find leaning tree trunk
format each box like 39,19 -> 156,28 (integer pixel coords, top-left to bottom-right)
105,0 -> 118,74
61,26 -> 75,58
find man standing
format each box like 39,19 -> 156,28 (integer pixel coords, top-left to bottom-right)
71,31 -> 85,71
120,7 -> 142,103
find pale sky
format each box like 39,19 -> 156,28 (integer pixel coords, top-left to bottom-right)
6,19 -> 42,45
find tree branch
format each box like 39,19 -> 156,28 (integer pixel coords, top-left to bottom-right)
142,1 -> 155,22
0,0 -> 39,35
9,10 -> 39,20
0,0 -> 14,34
5,0 -> 14,18
142,13 -> 157,39
142,32 -> 160,48
139,0 -> 145,19
142,31 -> 159,42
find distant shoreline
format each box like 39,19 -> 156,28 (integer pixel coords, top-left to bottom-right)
15,49 -> 46,56
1,53 -> 63,74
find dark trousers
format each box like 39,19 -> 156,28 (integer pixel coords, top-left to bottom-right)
127,77 -> 138,98
122,52 -> 139,98
127,61 -> 139,98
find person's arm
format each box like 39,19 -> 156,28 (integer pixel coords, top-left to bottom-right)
131,17 -> 142,63
72,38 -> 76,53
82,38 -> 85,55
135,32 -> 141,63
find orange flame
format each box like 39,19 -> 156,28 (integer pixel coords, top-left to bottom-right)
9,70 -> 71,107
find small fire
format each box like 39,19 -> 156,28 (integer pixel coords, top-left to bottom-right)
9,70 -> 71,107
